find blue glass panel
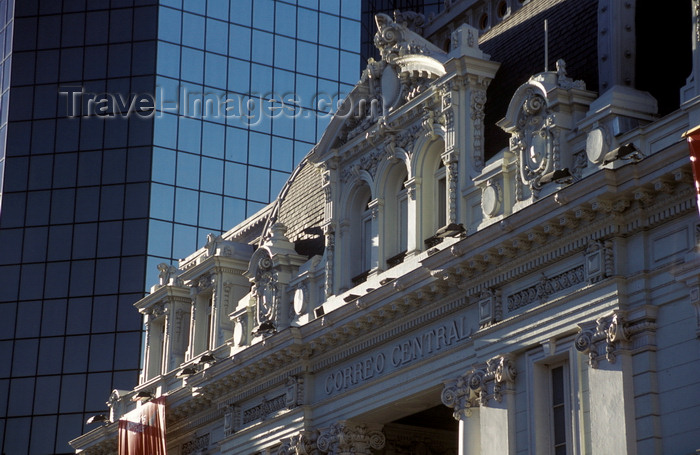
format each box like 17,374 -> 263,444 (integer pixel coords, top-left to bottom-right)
246,201 -> 267,217
22,226 -> 47,263
157,41 -> 180,77
249,131 -> 270,167
150,183 -> 175,220
30,416 -> 58,454
177,116 -> 202,154
200,157 -> 224,193
124,183 -> 151,219
225,126 -> 248,163
66,297 -> 92,335
69,260 -> 95,297
247,167 -> 269,202
224,161 -> 247,198
12,338 -> 39,376
72,223 -> 98,259
4,418 -> 32,455
227,58 -> 250,94
297,8 -> 318,42
41,300 -> 67,337
25,190 -> 51,226
340,50 -> 360,84
342,0 -> 361,20
250,63 -> 272,97
270,170 -> 290,199
341,17 -> 360,51
199,192 -> 222,229
272,113 -> 294,138
88,334 -> 115,371
230,0 -> 252,26
205,52 -> 227,89
100,185 -> 125,221
176,151 -> 200,189
33,377 -> 60,414
91,294 -> 117,333
0,229 -> 22,265
0,302 -> 17,339
222,196 -> 245,229
180,47 -> 204,83
44,262 -> 70,299
202,122 -> 224,158
63,336 -> 90,374
94,258 -> 120,295
274,36 -> 296,72
156,76 -> 180,115
56,414 -> 84,454
228,24 -> 251,60
296,41 -> 317,77
59,373 -> 86,412
102,148 -> 127,184
183,0 -> 205,14
182,12 -> 205,48
119,256 -> 146,293
154,112 -> 179,149
206,18 -> 228,54
296,73 -> 316,110
252,0 -> 274,31
276,2 -> 296,37
49,188 -> 75,225
85,372 -> 112,412
172,223 -> 197,259
207,0 -> 229,20
148,219 -> 173,258
37,337 -> 64,375
252,30 -> 273,66
0,342 -> 11,377
271,136 -> 293,172
319,46 -> 339,80
8,377 -> 35,416
152,147 -> 176,184
174,187 -> 199,225
319,13 -> 339,48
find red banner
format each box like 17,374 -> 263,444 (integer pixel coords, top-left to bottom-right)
684,126 -> 700,215
118,396 -> 167,455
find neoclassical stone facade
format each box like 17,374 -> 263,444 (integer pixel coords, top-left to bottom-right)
72,2 -> 700,455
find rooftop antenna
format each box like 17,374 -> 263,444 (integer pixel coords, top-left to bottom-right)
544,19 -> 549,72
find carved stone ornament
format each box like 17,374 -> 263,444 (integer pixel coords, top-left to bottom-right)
157,262 -> 180,286
441,354 -> 517,419
575,312 -> 630,368
253,253 -> 278,335
317,421 -> 386,455
279,430 -> 320,455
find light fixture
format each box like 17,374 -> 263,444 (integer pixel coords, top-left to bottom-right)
198,354 -> 216,364
603,143 -> 643,164
539,168 -> 573,185
435,223 -> 466,238
132,391 -> 154,402
86,414 -> 110,425
176,366 -> 198,378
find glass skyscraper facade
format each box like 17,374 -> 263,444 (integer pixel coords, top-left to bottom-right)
0,0 -> 361,453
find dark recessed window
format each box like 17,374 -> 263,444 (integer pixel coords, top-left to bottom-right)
497,1 -> 508,18
479,13 -> 489,30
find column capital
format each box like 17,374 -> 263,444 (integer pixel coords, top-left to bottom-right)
317,421 -> 385,455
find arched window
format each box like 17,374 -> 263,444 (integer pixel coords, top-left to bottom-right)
346,183 -> 373,287
416,137 -> 446,249
385,166 -> 409,268
436,161 -> 447,230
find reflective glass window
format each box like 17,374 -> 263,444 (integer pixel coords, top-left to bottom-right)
200,157 -> 223,193
33,376 -> 60,414
133,41 -> 157,75
50,188 -> 76,225
252,30 -> 273,65
59,373 -> 86,412
296,74 -> 316,110
247,167 -> 269,202
320,1 -> 339,14
296,41 -> 317,77
151,184 -> 175,221
60,47 -> 84,82
340,50 -> 360,84
174,187 -> 199,225
0,228 -> 23,265
110,8 -> 133,43
44,262 -> 70,299
178,116 -> 202,154
148,219 -> 173,258
225,126 -> 248,163
88,334 -> 115,371
66,297 -> 92,335
319,13 -> 339,48
319,46 -> 339,81
30,416 -> 57,454
271,170 -> 290,199
37,15 -> 60,49
223,196 -> 245,228
224,161 -> 247,199
0,302 -> 16,339
19,263 -> 44,300
271,136 -> 293,171
37,337 -> 64,375
158,6 -> 181,43
205,52 -> 227,89
94,258 -> 120,295
182,13 -> 205,48
154,113 -> 178,149
92,295 -> 117,333
12,338 -> 39,376
22,226 -> 47,263
25,190 -> 51,226
253,0 -> 274,31
114,332 -> 142,370
8,378 -> 35,416
249,131 -> 270,167
342,0 -> 361,19
227,58 -> 250,94
100,185 -> 125,221
124,182 -> 150,219
119,256 -> 146,293
180,47 -> 204,83
152,147 -> 176,184
297,8 -> 318,42
72,223 -> 98,259
120,219 -> 148,256
295,115 -> 316,143
97,221 -> 123,257
176,151 -> 200,189
250,63 -> 272,97
85,372 -> 112,412
53,152 -> 78,187
202,122 -> 224,158
172,223 -> 197,260
0,265 -> 20,301
56,414 -> 84,454
83,45 -> 108,80
199,192 -> 222,229
157,41 -> 181,77
69,260 -> 95,297
206,18 -> 228,54
41,299 -> 67,337
0,341 -> 11,377
108,43 -> 132,78
183,0 -> 205,14
228,24 -> 251,60
274,36 -> 296,72
276,2 -> 296,37
207,0 -> 228,20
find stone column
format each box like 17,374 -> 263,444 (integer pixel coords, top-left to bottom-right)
442,372 -> 481,455
404,177 -> 420,254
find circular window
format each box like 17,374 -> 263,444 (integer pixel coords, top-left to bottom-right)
497,1 -> 508,18
479,13 -> 489,30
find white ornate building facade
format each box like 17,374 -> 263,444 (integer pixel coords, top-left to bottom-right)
72,1 -> 700,454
